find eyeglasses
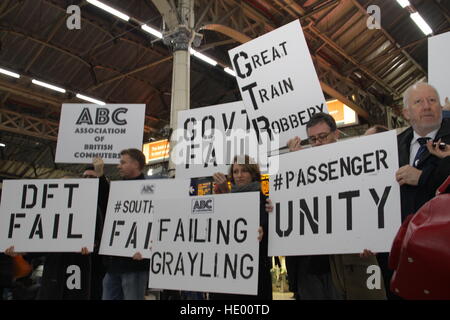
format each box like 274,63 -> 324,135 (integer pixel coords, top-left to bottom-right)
308,132 -> 332,144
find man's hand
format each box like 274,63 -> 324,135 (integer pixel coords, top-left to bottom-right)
81,247 -> 90,255
359,249 -> 376,258
257,226 -> 264,242
443,97 -> 450,111
396,165 -> 422,186
287,136 -> 302,152
132,252 -> 143,260
213,172 -> 229,193
265,198 -> 274,213
5,246 -> 21,257
93,157 -> 104,177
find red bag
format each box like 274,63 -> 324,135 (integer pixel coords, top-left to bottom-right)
389,176 -> 450,299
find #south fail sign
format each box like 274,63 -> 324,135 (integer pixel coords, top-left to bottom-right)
228,19 -> 327,150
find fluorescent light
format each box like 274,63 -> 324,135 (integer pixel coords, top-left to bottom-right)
410,12 -> 433,35
189,48 -> 218,66
0,143 -> 6,148
76,93 -> 106,105
32,79 -> 66,93
396,0 -> 410,8
0,67 -> 20,79
141,24 -> 163,39
87,0 -> 130,21
224,67 -> 236,77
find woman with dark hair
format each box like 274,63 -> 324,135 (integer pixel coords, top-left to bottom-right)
210,155 -> 273,300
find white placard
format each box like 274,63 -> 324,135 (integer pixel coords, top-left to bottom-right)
99,179 -> 190,258
148,193 -> 260,295
429,31 -> 450,105
0,179 -> 99,252
173,101 -> 269,178
55,104 -> 145,164
228,19 -> 327,150
268,130 -> 401,256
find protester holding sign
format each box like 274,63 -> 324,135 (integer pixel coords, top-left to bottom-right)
286,113 -> 386,300
102,148 -> 149,300
210,155 -> 273,300
3,170 -> 103,300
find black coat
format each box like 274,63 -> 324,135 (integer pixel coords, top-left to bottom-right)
397,118 -> 450,221
36,175 -> 109,300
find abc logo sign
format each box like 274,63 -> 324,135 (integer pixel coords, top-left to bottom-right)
191,198 -> 214,214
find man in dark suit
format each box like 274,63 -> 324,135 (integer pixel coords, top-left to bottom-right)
396,82 -> 450,221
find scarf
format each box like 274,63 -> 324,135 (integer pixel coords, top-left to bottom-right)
230,181 -> 261,193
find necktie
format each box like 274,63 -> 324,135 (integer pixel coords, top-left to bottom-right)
413,137 -> 431,167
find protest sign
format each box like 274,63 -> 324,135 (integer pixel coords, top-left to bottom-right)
429,31 -> 450,105
55,104 -> 145,164
0,179 -> 99,252
173,101 -> 270,178
148,193 -> 260,295
228,19 -> 327,150
99,179 -> 190,258
268,130 -> 401,256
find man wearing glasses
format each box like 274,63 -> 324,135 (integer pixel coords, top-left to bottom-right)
285,112 -> 385,300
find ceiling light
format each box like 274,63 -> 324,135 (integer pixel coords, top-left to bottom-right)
410,12 -> 433,36
189,48 -> 218,66
86,0 -> 130,21
224,67 -> 236,77
76,93 -> 106,105
0,67 -> 20,79
141,24 -> 163,39
0,143 -> 6,148
32,79 -> 66,93
396,0 -> 410,8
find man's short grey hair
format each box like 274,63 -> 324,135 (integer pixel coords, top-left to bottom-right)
402,81 -> 441,109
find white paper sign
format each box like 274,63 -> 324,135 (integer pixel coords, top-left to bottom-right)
429,31 -> 450,105
99,179 -> 190,258
268,130 -> 401,256
0,179 -> 99,252
55,104 -> 145,164
228,19 -> 327,150
173,101 -> 269,178
148,193 -> 260,295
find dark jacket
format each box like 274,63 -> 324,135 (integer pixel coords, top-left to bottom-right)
397,118 -> 450,221
103,173 -> 150,273
0,253 -> 14,289
37,175 -> 109,300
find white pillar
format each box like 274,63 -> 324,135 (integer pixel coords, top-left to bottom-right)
164,0 -> 195,177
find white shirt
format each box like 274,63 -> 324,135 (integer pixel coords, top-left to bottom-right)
409,129 -> 438,165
